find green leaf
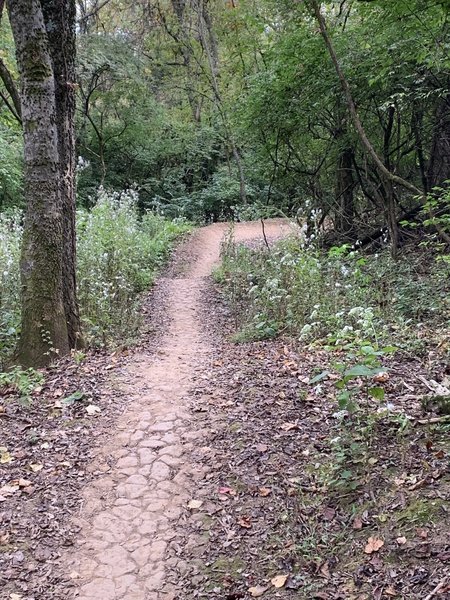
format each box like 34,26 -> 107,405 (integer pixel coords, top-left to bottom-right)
62,391 -> 85,406
345,365 -> 378,378
368,386 -> 385,400
338,390 -> 351,408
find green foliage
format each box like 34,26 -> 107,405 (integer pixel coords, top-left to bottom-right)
77,187 -> 191,345
0,210 -> 22,369
0,124 -> 23,208
0,188 -> 191,366
218,232 -> 450,352
0,366 -> 43,403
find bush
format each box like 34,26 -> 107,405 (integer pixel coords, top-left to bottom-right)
0,188 -> 191,366
77,187 -> 191,345
217,230 -> 450,352
0,210 -> 22,369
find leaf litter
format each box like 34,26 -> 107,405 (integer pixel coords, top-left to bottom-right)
173,279 -> 450,600
0,276 -> 170,599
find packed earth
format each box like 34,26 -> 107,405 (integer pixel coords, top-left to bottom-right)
1,222 -> 449,600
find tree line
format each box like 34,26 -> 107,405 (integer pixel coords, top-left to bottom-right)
0,0 -> 449,366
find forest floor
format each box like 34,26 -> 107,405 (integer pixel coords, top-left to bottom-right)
1,221 -> 449,600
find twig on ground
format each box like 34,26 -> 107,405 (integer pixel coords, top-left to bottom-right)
414,416 -> 450,426
261,218 -> 270,251
423,575 -> 450,600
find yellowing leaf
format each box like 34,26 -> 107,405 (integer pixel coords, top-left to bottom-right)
29,463 -> 43,473
0,447 -> 12,464
238,515 -> 252,528
248,585 -> 268,597
271,574 -> 288,588
364,536 -> 384,554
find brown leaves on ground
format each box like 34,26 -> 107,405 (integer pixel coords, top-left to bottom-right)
175,282 -> 450,600
364,536 -> 384,554
0,349 -> 133,598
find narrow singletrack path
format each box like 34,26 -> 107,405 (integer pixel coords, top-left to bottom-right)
66,220 -> 290,600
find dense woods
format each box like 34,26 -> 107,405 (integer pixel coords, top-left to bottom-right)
1,2 -> 450,599
1,0 -> 450,366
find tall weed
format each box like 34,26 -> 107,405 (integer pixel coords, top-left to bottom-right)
217,231 -> 450,352
77,188 -> 190,344
0,188 -> 190,366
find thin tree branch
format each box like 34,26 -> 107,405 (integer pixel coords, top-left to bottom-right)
309,0 -> 450,246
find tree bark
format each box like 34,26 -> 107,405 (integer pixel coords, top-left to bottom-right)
196,0 -> 247,203
7,0 -> 70,366
41,0 -> 83,349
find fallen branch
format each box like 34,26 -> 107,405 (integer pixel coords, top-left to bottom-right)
423,575 -> 450,600
261,218 -> 270,251
414,415 -> 450,426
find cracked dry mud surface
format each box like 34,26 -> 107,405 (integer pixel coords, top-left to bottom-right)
65,220 -> 290,600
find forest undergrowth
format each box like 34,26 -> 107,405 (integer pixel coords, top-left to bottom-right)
193,227 -> 450,598
0,188 -> 191,371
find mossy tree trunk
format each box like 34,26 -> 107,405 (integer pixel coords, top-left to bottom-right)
41,0 -> 83,349
7,0 -> 80,366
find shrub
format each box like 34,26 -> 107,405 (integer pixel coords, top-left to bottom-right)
77,187 -> 191,345
217,230 -> 450,352
0,210 -> 22,369
0,188 -> 191,366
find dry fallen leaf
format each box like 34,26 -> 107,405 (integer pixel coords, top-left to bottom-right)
0,484 -> 19,496
218,486 -> 236,495
280,422 -> 298,432
271,574 -> 288,588
364,536 -> 384,554
18,479 -> 32,488
187,499 -> 203,509
29,463 -> 43,473
416,528 -> 428,539
322,506 -> 336,521
373,372 -> 389,383
0,447 -> 12,464
248,585 -> 268,597
238,516 -> 252,529
255,443 -> 268,453
258,487 -> 271,497
396,536 -> 407,545
85,404 -> 101,415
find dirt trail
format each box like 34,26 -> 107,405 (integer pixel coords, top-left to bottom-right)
66,220 -> 291,600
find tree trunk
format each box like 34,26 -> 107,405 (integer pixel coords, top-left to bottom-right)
196,0 -> 247,203
428,93 -> 450,190
41,0 -> 83,349
7,0 -> 70,366
309,0 -> 450,250
335,144 -> 355,236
